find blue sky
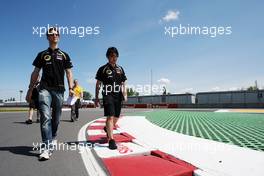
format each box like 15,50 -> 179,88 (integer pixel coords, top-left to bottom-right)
0,0 -> 263,101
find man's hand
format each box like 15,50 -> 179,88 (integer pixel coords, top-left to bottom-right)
69,89 -> 74,97
95,98 -> 100,107
26,89 -> 33,103
123,95 -> 128,102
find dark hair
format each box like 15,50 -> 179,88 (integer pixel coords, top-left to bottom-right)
106,47 -> 119,58
46,27 -> 60,37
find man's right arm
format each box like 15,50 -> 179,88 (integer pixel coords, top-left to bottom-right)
26,67 -> 40,102
95,80 -> 101,107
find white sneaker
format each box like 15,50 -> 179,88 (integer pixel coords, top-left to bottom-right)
39,149 -> 52,160
52,139 -> 57,146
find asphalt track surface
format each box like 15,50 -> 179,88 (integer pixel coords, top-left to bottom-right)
0,108 -> 148,176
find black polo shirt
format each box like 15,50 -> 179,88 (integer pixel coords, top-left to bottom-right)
96,63 -> 127,99
33,48 -> 73,91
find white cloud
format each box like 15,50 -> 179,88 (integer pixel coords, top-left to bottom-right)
211,86 -> 221,91
229,87 -> 239,91
162,10 -> 180,22
181,88 -> 193,93
157,78 -> 171,84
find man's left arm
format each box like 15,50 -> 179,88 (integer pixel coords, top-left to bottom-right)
66,68 -> 74,96
121,67 -> 127,102
122,81 -> 127,102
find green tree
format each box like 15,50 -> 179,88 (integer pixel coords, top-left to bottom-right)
83,91 -> 92,100
247,86 -> 258,91
127,88 -> 139,96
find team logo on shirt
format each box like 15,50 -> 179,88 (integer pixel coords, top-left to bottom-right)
116,68 -> 122,74
56,54 -> 63,60
106,69 -> 112,75
44,55 -> 51,61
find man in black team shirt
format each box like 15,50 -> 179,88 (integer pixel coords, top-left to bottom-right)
95,47 -> 127,150
26,27 -> 74,160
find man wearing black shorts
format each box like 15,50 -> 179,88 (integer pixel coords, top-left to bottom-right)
95,47 -> 127,150
25,81 -> 40,124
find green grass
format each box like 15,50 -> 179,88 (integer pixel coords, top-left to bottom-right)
0,107 -> 28,112
129,110 -> 264,152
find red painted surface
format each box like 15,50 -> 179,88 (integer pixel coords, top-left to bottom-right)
151,150 -> 197,170
88,125 -> 118,130
87,132 -> 135,144
94,119 -> 106,123
168,104 -> 178,108
103,154 -> 194,176
86,118 -> 197,176
134,104 -> 148,108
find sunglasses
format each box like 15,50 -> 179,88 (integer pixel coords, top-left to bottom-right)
48,33 -> 59,36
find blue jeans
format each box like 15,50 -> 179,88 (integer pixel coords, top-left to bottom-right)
38,89 -> 64,150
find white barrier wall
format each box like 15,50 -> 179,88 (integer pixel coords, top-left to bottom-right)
196,90 -> 264,104
126,93 -> 195,105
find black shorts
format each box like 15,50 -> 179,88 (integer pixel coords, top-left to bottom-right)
75,99 -> 81,109
103,95 -> 122,117
30,88 -> 39,109
29,99 -> 39,109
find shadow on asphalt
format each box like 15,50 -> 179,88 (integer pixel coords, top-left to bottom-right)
13,121 -> 28,125
13,121 -> 41,125
0,146 -> 39,158
60,120 -> 73,123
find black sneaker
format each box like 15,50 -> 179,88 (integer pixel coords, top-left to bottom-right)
36,119 -> 40,123
25,119 -> 33,124
108,139 -> 117,150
